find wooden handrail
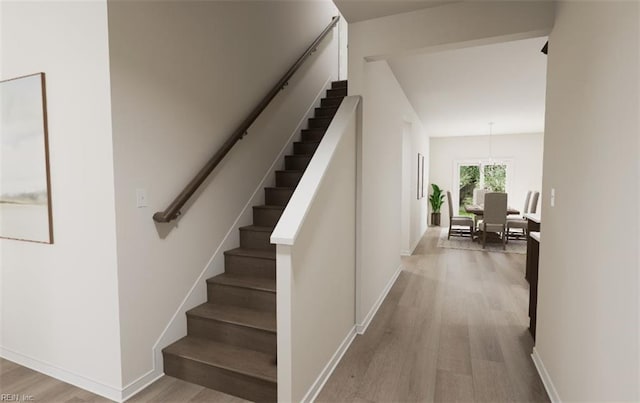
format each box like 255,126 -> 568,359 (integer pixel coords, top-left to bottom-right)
153,16 -> 340,223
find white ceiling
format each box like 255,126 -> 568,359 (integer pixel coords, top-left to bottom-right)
333,0 -> 460,23
387,36 -> 548,137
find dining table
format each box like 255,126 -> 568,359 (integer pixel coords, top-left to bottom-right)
464,204 -> 521,242
464,204 -> 520,216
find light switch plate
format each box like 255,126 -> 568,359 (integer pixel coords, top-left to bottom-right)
136,189 -> 148,208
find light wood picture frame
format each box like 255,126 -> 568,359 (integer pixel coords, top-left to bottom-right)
0,73 -> 53,243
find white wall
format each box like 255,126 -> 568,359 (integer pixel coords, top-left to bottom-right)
410,126 -> 429,252
401,123 -> 412,253
0,0 -> 123,398
535,1 -> 639,401
273,97 -> 358,402
357,60 -> 427,326
401,122 -> 430,255
106,0 -> 341,387
289,136 -> 355,401
429,133 -> 543,227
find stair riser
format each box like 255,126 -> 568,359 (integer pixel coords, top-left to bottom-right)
187,316 -> 276,355
276,171 -> 303,188
224,254 -> 275,278
253,207 -> 284,227
265,188 -> 294,206
240,229 -> 275,252
308,118 -> 331,129
301,130 -> 325,142
294,142 -> 320,155
331,80 -> 347,89
327,88 -> 347,97
285,156 -> 312,171
207,283 -> 276,312
163,354 -> 277,402
321,97 -> 343,107
314,107 -> 338,117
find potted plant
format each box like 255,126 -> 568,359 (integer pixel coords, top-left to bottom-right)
429,184 -> 445,226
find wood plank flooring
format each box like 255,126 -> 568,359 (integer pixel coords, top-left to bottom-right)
0,228 -> 547,402
0,358 -> 246,403
316,228 -> 549,402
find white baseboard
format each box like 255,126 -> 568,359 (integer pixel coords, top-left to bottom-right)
121,369 -> 163,402
532,347 -> 561,403
302,326 -> 357,403
400,236 -> 422,256
356,264 -> 403,334
117,75 -> 336,402
0,346 -> 124,402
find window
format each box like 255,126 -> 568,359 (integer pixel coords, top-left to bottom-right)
455,160 -> 512,216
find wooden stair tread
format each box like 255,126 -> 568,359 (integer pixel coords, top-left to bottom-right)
164,336 -> 277,383
239,225 -> 274,233
188,303 -> 276,333
253,205 -> 286,210
207,273 -> 276,293
224,247 -> 275,260
275,169 -> 304,173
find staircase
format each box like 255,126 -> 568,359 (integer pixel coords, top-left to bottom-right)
162,80 -> 347,402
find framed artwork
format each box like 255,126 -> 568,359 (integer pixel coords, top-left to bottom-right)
417,153 -> 423,200
0,73 -> 53,243
421,154 -> 425,198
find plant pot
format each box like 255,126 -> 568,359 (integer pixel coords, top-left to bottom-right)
431,212 -> 441,226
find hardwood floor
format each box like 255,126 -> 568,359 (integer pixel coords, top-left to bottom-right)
0,228 -> 547,402
0,358 -> 246,403
316,228 -> 549,402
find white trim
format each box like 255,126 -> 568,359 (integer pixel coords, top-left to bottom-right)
302,326 -> 357,403
120,76 -> 335,401
401,235 -> 422,256
271,96 -> 361,245
531,347 -> 561,403
356,264 -> 403,334
354,96 -> 364,344
120,370 -> 163,402
0,346 -> 124,402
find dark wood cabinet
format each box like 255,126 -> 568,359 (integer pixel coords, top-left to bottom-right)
526,233 -> 540,340
524,214 -> 541,341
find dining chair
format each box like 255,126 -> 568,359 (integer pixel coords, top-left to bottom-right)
478,192 -> 508,249
473,188 -> 488,206
447,191 -> 474,240
529,191 -> 540,214
472,188 -> 488,229
506,190 -> 531,243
